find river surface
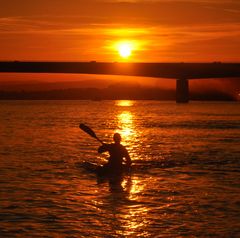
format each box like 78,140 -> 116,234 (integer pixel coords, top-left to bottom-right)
0,100 -> 239,237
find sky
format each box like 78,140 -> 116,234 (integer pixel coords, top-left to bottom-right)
0,0 -> 240,62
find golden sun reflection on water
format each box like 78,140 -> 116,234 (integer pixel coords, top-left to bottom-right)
117,176 -> 149,237
114,100 -> 150,236
117,111 -> 133,138
120,205 -> 149,237
115,101 -> 135,140
115,100 -> 135,141
115,100 -> 135,107
115,100 -> 141,159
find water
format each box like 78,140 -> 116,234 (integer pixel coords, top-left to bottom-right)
0,100 -> 239,237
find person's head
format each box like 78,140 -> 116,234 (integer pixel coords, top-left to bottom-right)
113,133 -> 121,144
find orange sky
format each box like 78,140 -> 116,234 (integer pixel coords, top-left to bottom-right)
1,0 -> 240,62
0,0 -> 240,95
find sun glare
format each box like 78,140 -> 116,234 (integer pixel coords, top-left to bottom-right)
117,42 -> 133,59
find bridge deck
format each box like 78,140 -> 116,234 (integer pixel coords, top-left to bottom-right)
0,62 -> 240,79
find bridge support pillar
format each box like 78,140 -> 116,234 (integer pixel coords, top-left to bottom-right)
176,78 -> 189,103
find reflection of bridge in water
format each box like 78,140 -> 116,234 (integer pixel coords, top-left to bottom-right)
1,62 -> 240,103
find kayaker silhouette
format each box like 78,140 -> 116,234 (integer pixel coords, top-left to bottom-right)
97,133 -> 132,173
79,124 -> 132,175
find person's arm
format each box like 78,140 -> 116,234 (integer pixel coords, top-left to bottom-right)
98,144 -> 109,153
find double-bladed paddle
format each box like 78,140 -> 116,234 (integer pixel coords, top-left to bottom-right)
79,123 -> 104,144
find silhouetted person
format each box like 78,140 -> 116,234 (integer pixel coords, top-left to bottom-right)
97,133 -> 131,174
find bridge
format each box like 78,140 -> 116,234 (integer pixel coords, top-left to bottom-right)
0,61 -> 240,102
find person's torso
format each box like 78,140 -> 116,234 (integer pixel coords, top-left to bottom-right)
107,144 -> 126,167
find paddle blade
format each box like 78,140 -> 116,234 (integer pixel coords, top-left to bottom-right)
79,123 -> 97,139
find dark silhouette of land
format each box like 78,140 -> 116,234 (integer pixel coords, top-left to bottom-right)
0,82 -> 236,101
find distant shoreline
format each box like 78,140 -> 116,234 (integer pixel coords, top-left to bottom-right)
0,88 -> 236,101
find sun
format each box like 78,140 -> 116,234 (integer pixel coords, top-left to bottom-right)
117,42 -> 133,58
119,43 -> 132,58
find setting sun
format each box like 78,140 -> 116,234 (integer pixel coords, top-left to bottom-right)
117,42 -> 133,58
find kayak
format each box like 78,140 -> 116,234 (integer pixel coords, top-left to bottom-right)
81,161 -> 131,177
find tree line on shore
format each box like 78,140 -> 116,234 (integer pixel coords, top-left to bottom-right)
0,84 -> 235,101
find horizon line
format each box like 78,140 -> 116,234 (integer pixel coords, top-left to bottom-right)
1,60 -> 240,64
